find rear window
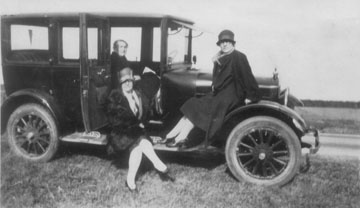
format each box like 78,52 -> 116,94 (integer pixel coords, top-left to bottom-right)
7,24 -> 49,62
11,25 -> 49,50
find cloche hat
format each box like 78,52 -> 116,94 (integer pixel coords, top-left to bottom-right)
118,67 -> 135,84
216,29 -> 236,45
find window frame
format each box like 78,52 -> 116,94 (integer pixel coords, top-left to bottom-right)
58,21 -> 81,65
3,19 -> 51,65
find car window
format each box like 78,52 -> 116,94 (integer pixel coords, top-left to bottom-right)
7,24 -> 49,63
11,25 -> 49,50
62,27 -> 79,59
167,22 -> 190,64
111,27 -> 142,61
62,27 -> 98,60
152,27 -> 161,62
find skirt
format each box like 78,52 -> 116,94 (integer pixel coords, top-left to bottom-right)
180,82 -> 242,139
109,125 -> 152,152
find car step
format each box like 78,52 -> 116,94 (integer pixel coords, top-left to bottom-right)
151,136 -> 223,153
60,131 -> 108,145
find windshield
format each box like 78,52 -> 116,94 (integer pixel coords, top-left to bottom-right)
167,20 -> 191,64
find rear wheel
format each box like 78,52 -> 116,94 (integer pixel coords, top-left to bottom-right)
225,116 -> 301,186
6,103 -> 59,162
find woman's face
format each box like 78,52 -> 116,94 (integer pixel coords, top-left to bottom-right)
116,41 -> 128,56
219,41 -> 234,53
121,79 -> 133,93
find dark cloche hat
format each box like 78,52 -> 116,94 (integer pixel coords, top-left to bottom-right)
216,29 -> 236,45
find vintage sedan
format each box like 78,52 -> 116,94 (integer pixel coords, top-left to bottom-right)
1,13 -> 319,186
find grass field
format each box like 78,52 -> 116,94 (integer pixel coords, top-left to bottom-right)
1,138 -> 359,208
1,93 -> 359,207
295,107 -> 360,135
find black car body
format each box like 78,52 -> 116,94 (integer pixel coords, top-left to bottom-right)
1,13 -> 319,186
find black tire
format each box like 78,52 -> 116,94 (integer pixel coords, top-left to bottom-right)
6,103 -> 59,162
225,116 -> 301,186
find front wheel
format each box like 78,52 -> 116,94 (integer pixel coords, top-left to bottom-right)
225,116 -> 301,186
6,103 -> 59,162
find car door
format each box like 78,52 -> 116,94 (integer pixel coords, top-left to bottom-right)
79,13 -> 111,131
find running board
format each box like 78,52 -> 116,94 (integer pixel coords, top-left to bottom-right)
152,139 -> 223,153
60,131 -> 108,145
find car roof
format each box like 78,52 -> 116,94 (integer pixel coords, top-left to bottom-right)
1,12 -> 194,24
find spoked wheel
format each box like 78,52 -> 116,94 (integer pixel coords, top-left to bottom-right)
7,103 -> 59,162
225,116 -> 301,186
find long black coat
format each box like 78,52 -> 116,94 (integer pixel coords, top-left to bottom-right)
105,88 -> 150,151
110,52 -> 130,89
181,50 -> 260,139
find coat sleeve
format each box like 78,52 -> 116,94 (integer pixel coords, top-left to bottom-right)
233,53 -> 260,102
136,89 -> 151,125
110,53 -> 130,88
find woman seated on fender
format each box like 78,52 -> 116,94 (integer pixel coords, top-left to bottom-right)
105,67 -> 175,192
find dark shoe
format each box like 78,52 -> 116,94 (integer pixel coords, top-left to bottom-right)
125,181 -> 139,193
159,137 -> 175,144
178,141 -> 191,150
166,138 -> 187,148
157,168 -> 175,182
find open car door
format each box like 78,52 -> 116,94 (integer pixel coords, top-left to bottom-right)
80,13 -> 111,131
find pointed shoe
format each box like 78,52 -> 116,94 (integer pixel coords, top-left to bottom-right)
157,168 -> 175,182
166,138 -> 187,148
159,137 -> 175,144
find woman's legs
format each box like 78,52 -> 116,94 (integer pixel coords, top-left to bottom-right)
138,139 -> 167,172
166,117 -> 187,139
173,117 -> 194,143
166,116 -> 195,143
127,146 -> 143,189
126,139 -> 175,188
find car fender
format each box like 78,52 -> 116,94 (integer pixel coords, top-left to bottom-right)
224,100 -> 308,136
1,88 -> 65,134
288,93 -> 304,108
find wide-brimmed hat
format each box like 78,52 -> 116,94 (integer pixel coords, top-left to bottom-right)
118,67 -> 134,84
216,30 -> 236,45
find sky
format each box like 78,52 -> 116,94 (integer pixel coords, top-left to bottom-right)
1,0 -> 359,101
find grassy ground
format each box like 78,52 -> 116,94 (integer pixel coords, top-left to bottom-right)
1,138 -> 359,208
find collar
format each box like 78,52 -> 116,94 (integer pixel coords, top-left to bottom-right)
212,48 -> 235,65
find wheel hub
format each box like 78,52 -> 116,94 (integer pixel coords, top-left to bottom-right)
24,126 -> 39,143
254,144 -> 272,161
258,152 -> 266,160
26,131 -> 35,140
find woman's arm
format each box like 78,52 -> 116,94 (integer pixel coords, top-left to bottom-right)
234,53 -> 260,102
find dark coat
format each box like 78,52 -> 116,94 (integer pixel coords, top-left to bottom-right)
180,50 -> 260,139
105,88 -> 150,151
110,52 -> 130,89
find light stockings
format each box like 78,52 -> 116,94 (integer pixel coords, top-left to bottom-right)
126,139 -> 167,188
127,145 -> 142,189
166,116 -> 194,142
166,117 -> 187,138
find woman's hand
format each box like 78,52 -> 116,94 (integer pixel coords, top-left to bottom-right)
134,75 -> 141,81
